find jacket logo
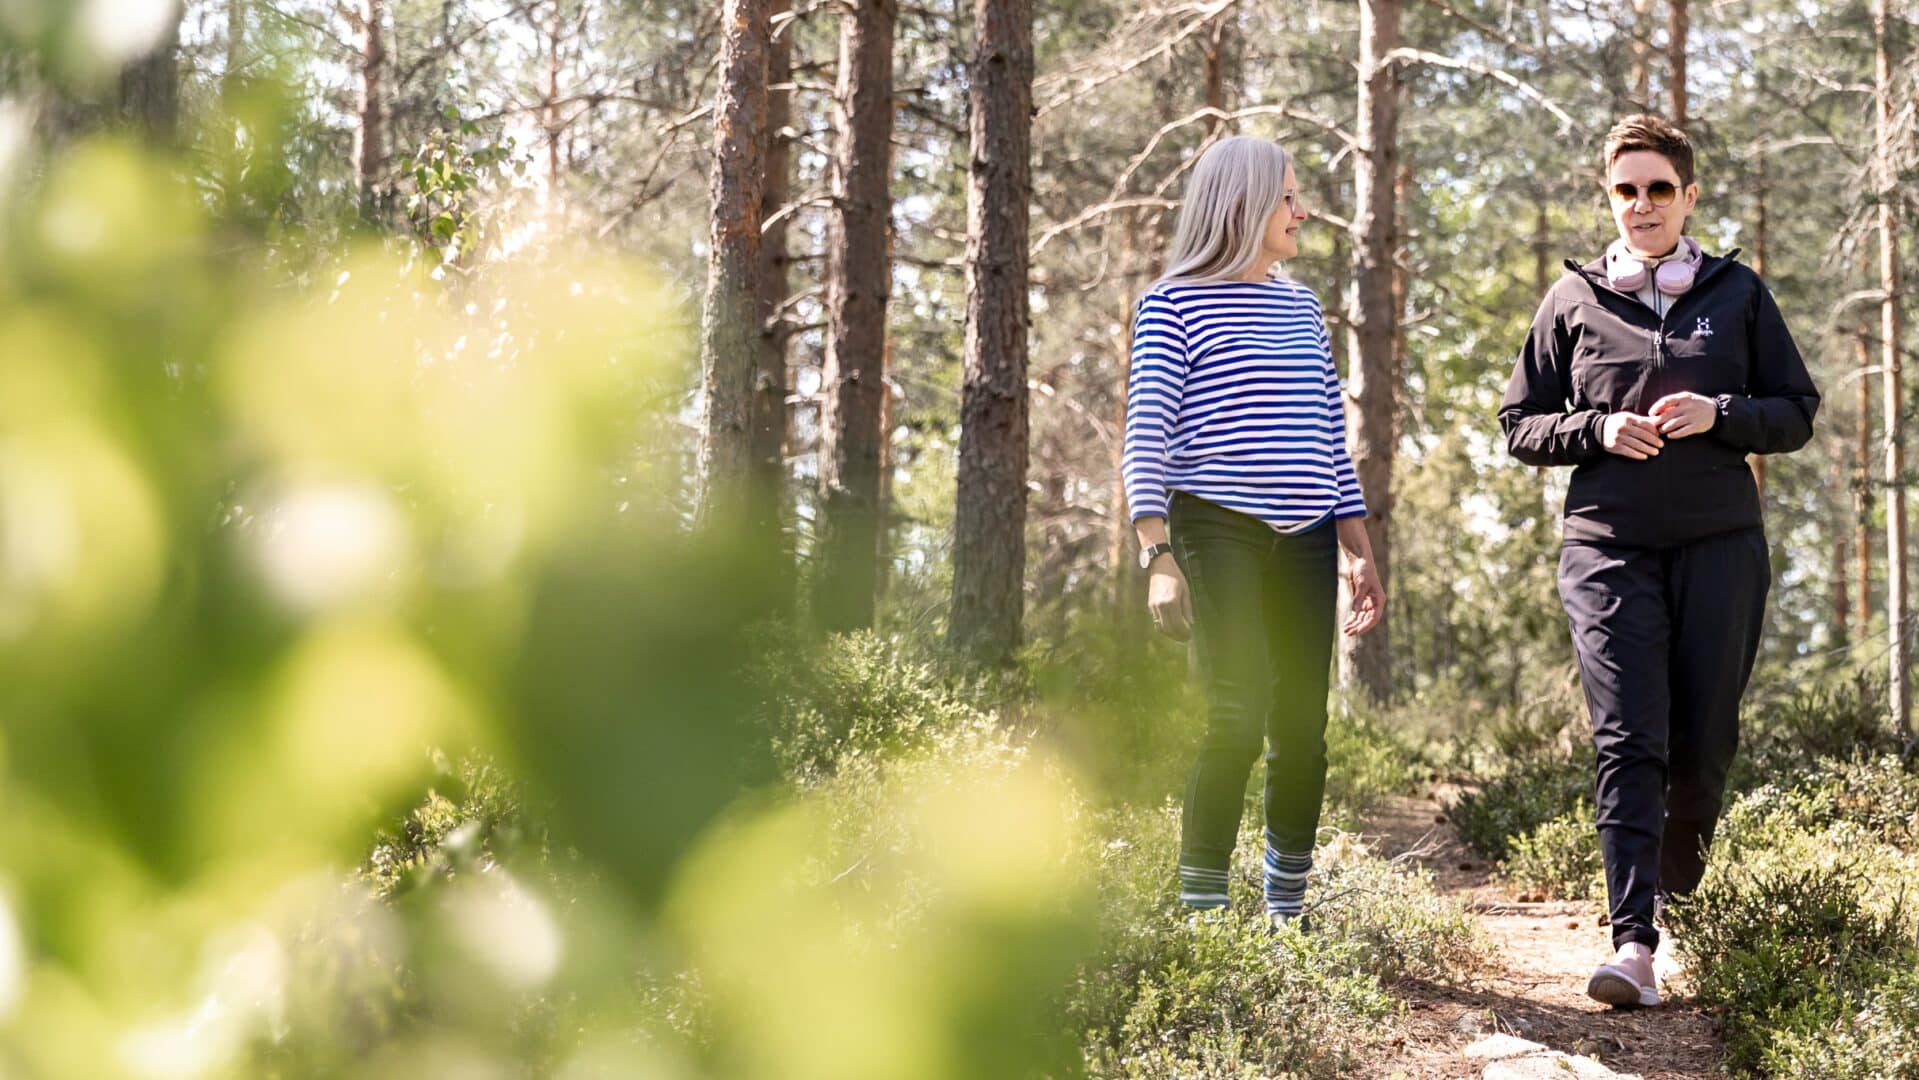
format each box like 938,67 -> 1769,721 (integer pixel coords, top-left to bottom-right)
1696,317 -> 1714,337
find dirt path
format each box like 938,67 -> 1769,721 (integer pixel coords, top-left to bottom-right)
1357,792 -> 1725,1079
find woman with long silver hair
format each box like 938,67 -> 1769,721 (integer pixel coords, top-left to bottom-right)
1123,135 -> 1385,929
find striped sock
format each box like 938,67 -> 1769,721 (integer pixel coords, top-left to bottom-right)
1263,833 -> 1313,919
1177,863 -> 1231,909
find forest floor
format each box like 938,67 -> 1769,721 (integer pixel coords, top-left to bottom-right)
1358,790 -> 1726,1079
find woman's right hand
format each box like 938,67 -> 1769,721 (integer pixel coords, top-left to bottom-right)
1148,560 -> 1194,641
1600,412 -> 1664,460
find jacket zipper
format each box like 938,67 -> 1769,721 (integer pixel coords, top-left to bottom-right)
1560,250 -> 1745,539
1563,248 -> 1743,386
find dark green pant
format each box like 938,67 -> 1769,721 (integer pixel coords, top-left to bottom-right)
1169,492 -> 1339,885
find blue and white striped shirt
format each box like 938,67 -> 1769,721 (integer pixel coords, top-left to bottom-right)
1122,277 -> 1367,532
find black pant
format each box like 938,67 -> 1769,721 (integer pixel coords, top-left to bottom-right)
1169,491 -> 1339,875
1558,528 -> 1770,949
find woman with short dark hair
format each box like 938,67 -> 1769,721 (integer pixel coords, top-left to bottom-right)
1499,114 -> 1820,1007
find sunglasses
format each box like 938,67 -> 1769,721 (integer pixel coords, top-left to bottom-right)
1608,180 -> 1680,207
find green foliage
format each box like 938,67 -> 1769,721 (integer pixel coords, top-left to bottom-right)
1721,755 -> 1919,853
1450,751 -> 1590,862
1306,835 -> 1483,984
752,627 -> 992,783
1762,967 -> 1919,1079
1498,800 -> 1603,901
363,753 -> 527,899
1022,611 -> 1201,807
1668,860 -> 1915,1076
397,101 -> 523,270
1323,705 -> 1430,828
1732,668 -> 1905,793
1666,760 -> 1919,1077
1070,809 -> 1479,1079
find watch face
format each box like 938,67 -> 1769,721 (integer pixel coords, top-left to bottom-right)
1139,548 -> 1152,570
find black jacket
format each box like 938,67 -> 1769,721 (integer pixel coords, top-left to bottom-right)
1499,249 -> 1820,548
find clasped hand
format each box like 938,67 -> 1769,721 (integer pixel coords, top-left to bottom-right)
1601,393 -> 1716,459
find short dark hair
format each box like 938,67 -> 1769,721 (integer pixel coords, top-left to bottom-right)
1603,114 -> 1695,187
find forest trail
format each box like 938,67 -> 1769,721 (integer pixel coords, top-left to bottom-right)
1356,793 -> 1725,1079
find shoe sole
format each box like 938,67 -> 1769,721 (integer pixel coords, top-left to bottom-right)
1587,966 -> 1660,1009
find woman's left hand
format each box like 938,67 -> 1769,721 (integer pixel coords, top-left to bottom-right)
1650,392 -> 1718,438
1344,558 -> 1385,636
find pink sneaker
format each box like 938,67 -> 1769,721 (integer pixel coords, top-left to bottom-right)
1587,943 -> 1660,1008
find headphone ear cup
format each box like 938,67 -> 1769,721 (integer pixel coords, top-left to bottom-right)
1655,258 -> 1695,295
1606,245 -> 1649,291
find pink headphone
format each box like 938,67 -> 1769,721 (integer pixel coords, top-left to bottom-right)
1604,235 -> 1703,295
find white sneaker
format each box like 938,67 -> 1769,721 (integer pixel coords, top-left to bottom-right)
1587,943 -> 1660,1008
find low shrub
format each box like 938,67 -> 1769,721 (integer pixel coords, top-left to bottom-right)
1762,966 -> 1919,1079
1718,755 -> 1919,852
363,751 -> 526,899
1070,808 -> 1481,1078
751,627 -> 991,783
1307,832 -> 1483,984
1449,751 -> 1590,862
1498,800 -> 1602,901
1323,705 -> 1431,829
1667,847 -> 1918,1075
1733,667 -> 1903,792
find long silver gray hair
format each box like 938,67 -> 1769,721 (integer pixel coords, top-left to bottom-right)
1154,136 -> 1294,287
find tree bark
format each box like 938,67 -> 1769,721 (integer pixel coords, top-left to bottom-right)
545,1 -> 564,208
750,0 -> 796,561
1858,332 -> 1875,635
1750,144 -> 1768,497
1533,198 -> 1551,297
118,1 -> 183,141
1628,0 -> 1653,106
353,0 -> 388,219
1875,0 -> 1910,740
949,0 -> 1034,666
1200,7 -> 1232,137
1833,531 -> 1850,647
1111,212 -> 1149,653
815,0 -> 896,632
1667,0 -> 1688,125
225,0 -> 246,102
1338,0 -> 1401,703
696,0 -> 772,526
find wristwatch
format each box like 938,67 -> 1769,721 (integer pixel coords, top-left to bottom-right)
1139,542 -> 1175,570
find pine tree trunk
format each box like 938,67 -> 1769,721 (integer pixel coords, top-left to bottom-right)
1833,531 -> 1850,647
1858,332 -> 1876,634
1875,0 -> 1910,740
1201,8 -> 1231,136
696,0 -> 772,525
354,0 -> 388,219
1533,199 -> 1550,297
1750,144 -> 1768,496
949,0 -> 1034,666
1629,0 -> 1653,106
751,0 -> 796,563
1338,0 -> 1401,703
1111,214 -> 1148,652
815,0 -> 896,632
1667,0 -> 1689,125
225,0 -> 246,102
118,2 -> 183,140
545,3 -> 564,208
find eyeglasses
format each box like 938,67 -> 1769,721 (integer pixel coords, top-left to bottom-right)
1283,192 -> 1306,215
1608,180 -> 1680,207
